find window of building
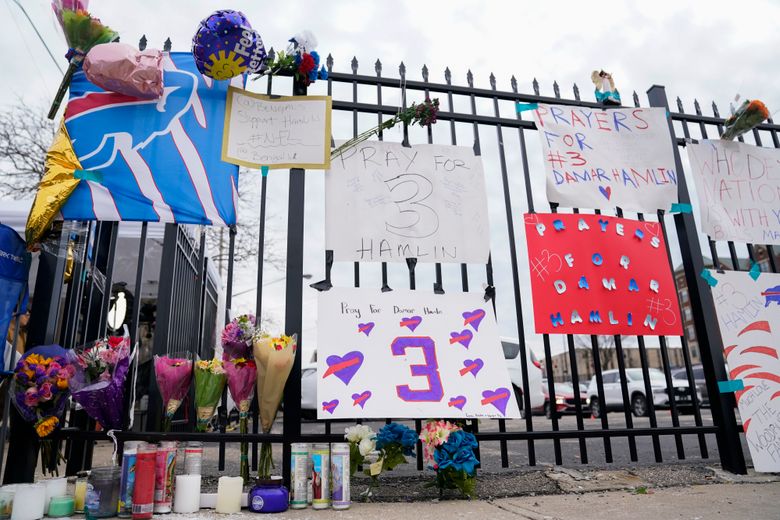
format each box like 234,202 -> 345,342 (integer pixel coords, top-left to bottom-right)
687,325 -> 696,341
680,289 -> 689,303
684,307 -> 692,321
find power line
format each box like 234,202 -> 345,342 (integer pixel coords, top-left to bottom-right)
8,0 -> 64,74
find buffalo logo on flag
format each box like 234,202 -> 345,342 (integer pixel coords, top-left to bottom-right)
59,52 -> 239,226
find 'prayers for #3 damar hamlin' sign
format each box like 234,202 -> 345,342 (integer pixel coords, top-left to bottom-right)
222,86 -> 332,170
317,288 -> 521,419
325,141 -> 490,264
687,140 -> 780,246
532,104 -> 678,213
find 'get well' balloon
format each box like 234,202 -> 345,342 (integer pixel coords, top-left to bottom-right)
192,10 -> 266,80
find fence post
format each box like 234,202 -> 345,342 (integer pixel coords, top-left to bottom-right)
282,77 -> 308,488
647,85 -> 747,474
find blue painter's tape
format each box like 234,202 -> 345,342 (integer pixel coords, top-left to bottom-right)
74,169 -> 103,183
718,379 -> 744,393
700,269 -> 718,287
261,165 -> 269,177
516,102 -> 539,114
749,261 -> 762,281
669,202 -> 692,214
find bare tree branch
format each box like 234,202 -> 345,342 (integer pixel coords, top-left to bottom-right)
0,101 -> 55,198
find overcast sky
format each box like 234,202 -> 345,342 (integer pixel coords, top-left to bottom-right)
3,0 -> 779,361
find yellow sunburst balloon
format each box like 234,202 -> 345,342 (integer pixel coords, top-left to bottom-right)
25,122 -> 83,248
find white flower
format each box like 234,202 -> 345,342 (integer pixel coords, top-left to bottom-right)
345,424 -> 375,443
288,30 -> 318,54
358,437 -> 376,457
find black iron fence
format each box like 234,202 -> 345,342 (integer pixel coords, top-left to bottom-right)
5,37 -> 780,484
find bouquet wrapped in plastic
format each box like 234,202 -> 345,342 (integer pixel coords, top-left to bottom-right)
154,354 -> 193,432
420,420 -> 480,498
224,357 -> 256,483
253,333 -> 297,478
193,358 -> 226,432
70,335 -> 131,430
11,345 -> 75,475
258,31 -> 327,86
48,1 -> 118,119
221,314 -> 256,360
721,99 -> 769,141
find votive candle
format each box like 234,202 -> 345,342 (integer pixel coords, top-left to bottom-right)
42,478 -> 67,515
172,475 -> 201,514
10,484 -> 45,520
215,477 -> 242,514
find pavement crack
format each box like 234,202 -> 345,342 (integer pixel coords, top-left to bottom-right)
487,499 -> 549,519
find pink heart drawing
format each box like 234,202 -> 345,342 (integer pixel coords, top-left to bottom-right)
481,387 -> 511,416
449,329 -> 474,349
462,309 -> 486,331
599,185 -> 612,200
322,399 -> 339,414
323,351 -> 364,386
399,315 -> 423,332
448,395 -> 467,410
357,322 -> 375,336
459,358 -> 484,378
351,391 -> 372,409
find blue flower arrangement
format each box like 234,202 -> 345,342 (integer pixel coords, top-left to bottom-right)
421,421 -> 480,499
376,422 -> 417,456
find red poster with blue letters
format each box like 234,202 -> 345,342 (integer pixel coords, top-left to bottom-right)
524,213 -> 682,336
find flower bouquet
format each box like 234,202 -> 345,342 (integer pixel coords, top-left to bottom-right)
70,335 -> 132,430
253,333 -> 297,478
11,345 -> 75,475
330,97 -> 440,159
221,314 -> 256,360
420,420 -> 479,498
153,354 -> 193,432
721,99 -> 769,140
48,1 -> 118,119
344,424 -> 376,477
257,31 -> 327,86
194,358 -> 226,432
224,357 -> 257,484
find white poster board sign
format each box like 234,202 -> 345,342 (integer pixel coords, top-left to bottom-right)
710,270 -> 780,472
317,288 -> 521,419
687,140 -> 780,245
222,87 -> 331,169
325,141 -> 490,264
533,104 -> 678,212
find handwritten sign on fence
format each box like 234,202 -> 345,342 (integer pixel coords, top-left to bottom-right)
317,287 -> 521,419
524,213 -> 682,336
325,141 -> 490,264
687,140 -> 780,245
710,270 -> 780,472
222,87 -> 331,169
532,104 -> 678,212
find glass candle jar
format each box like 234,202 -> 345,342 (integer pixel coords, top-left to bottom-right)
0,486 -> 16,520
248,477 -> 289,514
86,466 -> 122,519
47,497 -> 74,518
74,475 -> 88,513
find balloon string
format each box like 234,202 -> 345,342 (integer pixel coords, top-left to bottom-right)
107,430 -> 118,466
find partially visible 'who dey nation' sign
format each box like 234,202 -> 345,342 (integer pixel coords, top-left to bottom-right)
533,104 -> 678,213
687,140 -> 780,245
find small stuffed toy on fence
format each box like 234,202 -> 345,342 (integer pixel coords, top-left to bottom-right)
591,70 -> 621,106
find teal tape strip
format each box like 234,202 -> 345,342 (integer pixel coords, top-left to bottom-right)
749,261 -> 762,281
669,202 -> 692,214
718,379 -> 744,393
700,269 -> 718,287
74,169 -> 103,183
516,102 -> 539,113
261,165 -> 269,177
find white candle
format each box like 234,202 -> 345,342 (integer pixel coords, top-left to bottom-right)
215,477 -> 242,514
172,475 -> 201,514
42,478 -> 66,515
10,484 -> 45,520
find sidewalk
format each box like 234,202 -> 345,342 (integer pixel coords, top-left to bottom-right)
166,482 -> 779,519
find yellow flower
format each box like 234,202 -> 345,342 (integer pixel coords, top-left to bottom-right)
35,416 -> 59,437
56,377 -> 69,390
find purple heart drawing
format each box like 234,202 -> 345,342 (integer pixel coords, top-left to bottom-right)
357,322 -> 375,336
399,316 -> 423,331
599,185 -> 612,200
462,309 -> 486,331
481,387 -> 511,416
448,395 -> 467,410
459,358 -> 484,378
323,351 -> 364,386
322,399 -> 339,414
449,329 -> 474,349
351,391 -> 372,409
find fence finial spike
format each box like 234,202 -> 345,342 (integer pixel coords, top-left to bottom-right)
489,73 -> 496,89
510,75 -> 518,93
693,99 -> 702,115
399,61 -> 406,77
138,35 -> 147,51
351,56 -> 358,73
633,91 -> 640,107
532,78 -> 540,95
268,47 -> 276,62
573,82 -> 580,100
422,64 -> 429,81
712,101 -> 720,118
553,80 -> 560,98
163,37 -> 172,52
326,53 -> 333,70
466,69 -> 474,87
375,59 -> 382,75
444,67 -> 452,84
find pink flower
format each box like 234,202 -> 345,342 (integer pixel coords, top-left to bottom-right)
38,382 -> 53,401
24,388 -> 39,407
99,370 -> 112,382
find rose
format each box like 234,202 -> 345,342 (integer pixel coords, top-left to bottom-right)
38,382 -> 54,401
345,424 -> 374,443
359,437 -> 376,457
297,53 -> 316,76
24,388 -> 39,407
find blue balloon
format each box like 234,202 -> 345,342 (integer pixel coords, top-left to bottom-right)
191,10 -> 266,80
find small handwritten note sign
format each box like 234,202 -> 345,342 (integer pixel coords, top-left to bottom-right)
222,87 -> 331,169
710,270 -> 780,472
687,140 -> 780,245
317,287 -> 521,419
325,141 -> 490,264
532,104 -> 678,212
